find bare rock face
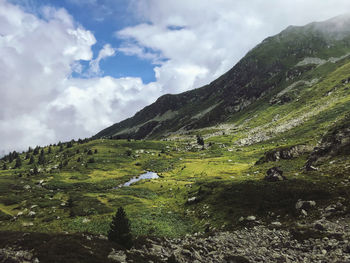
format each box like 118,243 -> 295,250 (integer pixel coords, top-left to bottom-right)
306,115 -> 350,170
264,167 -> 286,182
256,144 -> 312,165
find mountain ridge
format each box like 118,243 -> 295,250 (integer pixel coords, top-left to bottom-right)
94,15 -> 350,140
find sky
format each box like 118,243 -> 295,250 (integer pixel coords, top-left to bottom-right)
1,0 -> 350,155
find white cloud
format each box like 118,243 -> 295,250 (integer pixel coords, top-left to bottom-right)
47,77 -> 160,136
2,0 -> 350,155
89,44 -> 116,76
0,0 -> 157,153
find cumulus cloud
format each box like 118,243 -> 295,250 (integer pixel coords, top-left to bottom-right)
47,77 -> 160,137
2,0 -> 350,155
89,44 -> 116,76
0,0 -> 159,154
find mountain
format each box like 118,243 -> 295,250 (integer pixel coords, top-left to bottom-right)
95,15 -> 350,140
2,16 -> 350,262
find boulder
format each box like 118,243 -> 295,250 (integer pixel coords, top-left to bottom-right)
264,167 -> 286,182
295,200 -> 316,210
187,197 -> 198,204
108,249 -> 127,263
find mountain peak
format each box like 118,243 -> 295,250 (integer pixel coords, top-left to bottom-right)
310,14 -> 350,38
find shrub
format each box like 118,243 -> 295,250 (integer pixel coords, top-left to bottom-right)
196,135 -> 204,146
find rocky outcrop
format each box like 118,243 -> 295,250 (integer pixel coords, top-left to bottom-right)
264,167 -> 286,182
306,115 -> 350,169
0,248 -> 38,263
256,144 -> 312,165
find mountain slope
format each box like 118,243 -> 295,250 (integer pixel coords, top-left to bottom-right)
95,15 -> 350,140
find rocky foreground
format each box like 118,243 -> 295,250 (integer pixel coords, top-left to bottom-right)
1,206 -> 350,263
116,215 -> 350,263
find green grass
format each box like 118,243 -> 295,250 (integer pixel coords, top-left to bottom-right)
0,59 -> 350,239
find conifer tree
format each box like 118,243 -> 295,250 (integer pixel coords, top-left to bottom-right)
48,146 -> 52,154
14,156 -> 22,168
29,155 -> 35,165
196,135 -> 204,146
8,152 -> 14,163
33,147 -> 40,155
38,149 -> 45,165
2,163 -> 7,170
108,207 -> 133,249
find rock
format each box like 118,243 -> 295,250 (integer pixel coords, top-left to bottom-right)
82,218 -> 90,224
271,221 -> 282,227
0,248 -> 36,263
314,222 -> 325,231
28,211 -> 36,217
187,197 -> 197,204
246,216 -> 256,221
108,249 -> 127,263
301,209 -> 308,216
264,167 -> 286,182
306,115 -> 350,169
256,144 -> 312,164
295,200 -> 316,210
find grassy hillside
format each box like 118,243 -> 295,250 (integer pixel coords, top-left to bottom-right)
95,16 -> 350,140
0,58 -> 350,239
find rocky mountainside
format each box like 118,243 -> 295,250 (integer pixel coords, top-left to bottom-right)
95,15 -> 350,140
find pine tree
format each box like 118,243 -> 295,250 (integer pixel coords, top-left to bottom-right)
29,155 -> 35,165
38,149 -> 45,165
48,146 -> 52,154
33,147 -> 40,155
2,163 -> 7,170
196,135 -> 204,146
14,156 -> 22,168
8,152 -> 14,163
108,207 -> 133,249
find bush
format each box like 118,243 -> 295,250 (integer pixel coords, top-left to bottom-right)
108,207 -> 133,249
196,135 -> 204,146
